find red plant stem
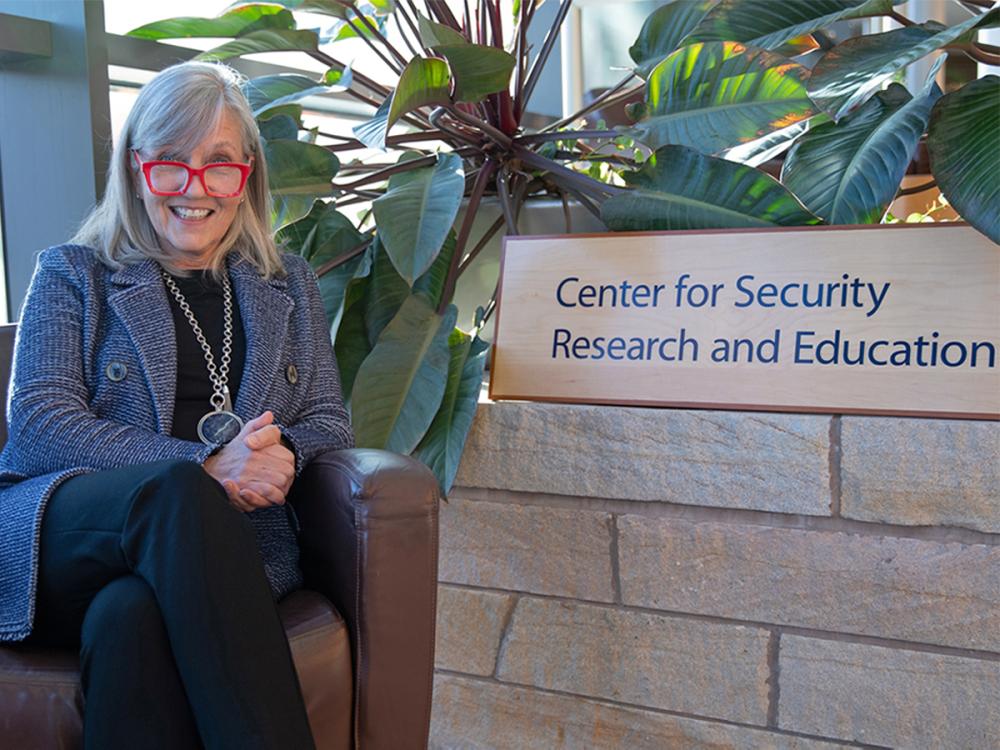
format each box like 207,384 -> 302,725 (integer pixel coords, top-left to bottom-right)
488,0 -> 503,47
392,6 -> 424,58
513,0 -> 529,120
496,169 -> 519,235
428,0 -> 460,28
322,131 -> 453,152
542,73 -> 638,132
896,179 -> 937,197
888,10 -> 915,26
439,158 -> 499,313
516,129 -> 620,143
309,50 -> 390,98
343,15 -> 405,74
313,235 -> 374,277
333,154 -> 438,190
457,215 -> 505,275
947,42 -> 1000,65
514,145 -> 624,200
523,0 -> 573,108
334,2 -> 409,72
429,108 -> 484,146
446,104 -> 512,147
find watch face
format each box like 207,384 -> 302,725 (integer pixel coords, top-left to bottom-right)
198,411 -> 243,445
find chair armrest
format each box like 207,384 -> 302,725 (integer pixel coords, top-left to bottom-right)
290,448 -> 440,750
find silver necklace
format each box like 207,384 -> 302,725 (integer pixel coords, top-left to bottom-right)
161,268 -> 245,445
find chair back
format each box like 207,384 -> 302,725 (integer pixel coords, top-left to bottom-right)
0,323 -> 15,449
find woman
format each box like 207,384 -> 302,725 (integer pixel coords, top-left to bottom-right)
0,61 -> 352,749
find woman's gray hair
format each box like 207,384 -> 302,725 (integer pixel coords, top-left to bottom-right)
73,61 -> 284,280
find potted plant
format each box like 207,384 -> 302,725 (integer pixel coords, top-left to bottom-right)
131,0 -> 999,492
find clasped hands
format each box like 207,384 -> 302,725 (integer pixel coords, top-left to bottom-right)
202,411 -> 294,513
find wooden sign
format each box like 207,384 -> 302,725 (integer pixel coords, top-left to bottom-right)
490,224 -> 999,420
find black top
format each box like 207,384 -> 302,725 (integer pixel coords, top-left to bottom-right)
165,270 -> 247,442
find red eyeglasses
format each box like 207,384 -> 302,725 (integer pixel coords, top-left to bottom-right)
132,150 -> 254,198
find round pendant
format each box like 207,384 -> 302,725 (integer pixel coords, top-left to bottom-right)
197,410 -> 244,446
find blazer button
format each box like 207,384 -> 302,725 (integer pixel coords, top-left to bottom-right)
106,361 -> 128,382
286,364 -> 298,385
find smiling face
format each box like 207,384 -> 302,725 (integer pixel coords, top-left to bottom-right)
135,109 -> 250,270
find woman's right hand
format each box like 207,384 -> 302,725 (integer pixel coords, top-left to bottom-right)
202,411 -> 295,513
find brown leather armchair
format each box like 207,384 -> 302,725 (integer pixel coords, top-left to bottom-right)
0,324 -> 440,749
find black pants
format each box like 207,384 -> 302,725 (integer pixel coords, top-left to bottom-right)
24,458 -> 316,750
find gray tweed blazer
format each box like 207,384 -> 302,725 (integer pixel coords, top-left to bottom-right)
0,244 -> 353,642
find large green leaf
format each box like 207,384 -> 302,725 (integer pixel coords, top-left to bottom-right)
688,0 -> 896,51
927,75 -> 1000,244
334,277 -> 372,404
413,332 -> 489,493
629,0 -> 715,77
364,236 -> 410,346
128,5 -> 295,40
633,42 -> 815,154
258,113 -> 300,141
722,118 -> 817,167
809,9 -> 999,120
196,29 -> 319,61
783,62 -> 942,225
412,229 -> 457,308
387,57 -> 451,130
244,74 -> 330,118
266,0 -> 350,18
418,14 -> 468,46
602,145 -> 820,230
371,152 -> 465,284
436,45 -> 516,103
351,295 -> 457,453
264,138 -> 339,228
353,95 -> 392,150
278,201 -> 368,324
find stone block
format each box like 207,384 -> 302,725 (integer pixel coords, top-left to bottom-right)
435,586 -> 515,676
496,597 -> 771,725
431,674 -> 843,749
779,635 -> 1000,749
456,401 -> 831,515
439,498 -> 615,602
841,417 -> 1000,533
618,515 -> 1000,652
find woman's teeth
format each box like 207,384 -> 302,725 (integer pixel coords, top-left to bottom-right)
171,207 -> 212,219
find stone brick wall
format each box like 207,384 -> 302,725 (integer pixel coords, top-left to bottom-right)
430,402 -> 1000,749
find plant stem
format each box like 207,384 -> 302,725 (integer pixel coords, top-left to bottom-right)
429,108 -> 484,146
559,188 -> 572,233
896,179 -> 937,197
394,2 -> 426,56
559,184 -> 602,222
313,235 -> 374,277
496,169 -> 519,235
322,131 -> 452,152
309,50 -> 390,98
344,3 -> 411,69
446,104 -> 512,147
542,73 -> 639,132
458,215 -> 505,275
888,10 -> 915,26
334,154 -> 438,190
513,0 -> 529,120
514,145 -> 624,199
516,129 -> 620,144
439,158 -> 499,313
947,42 -> 1000,65
523,0 -> 573,109
342,14 -> 406,74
